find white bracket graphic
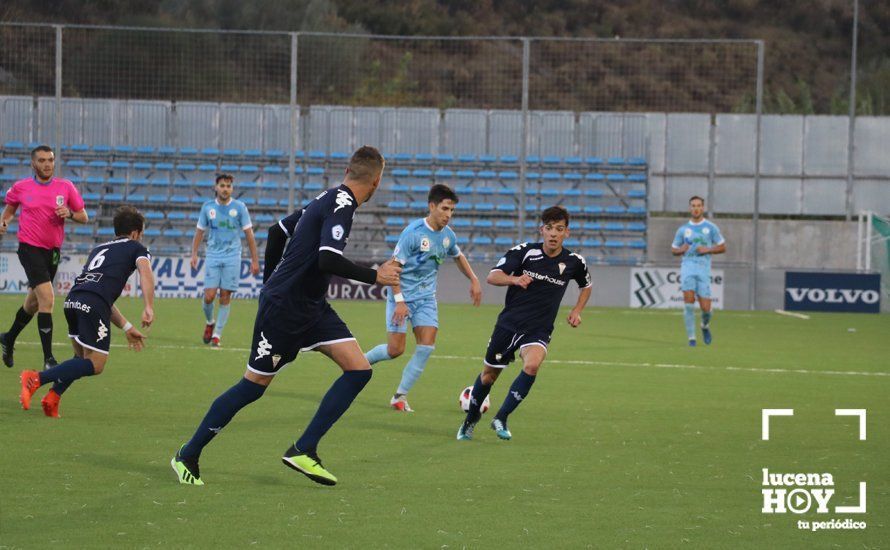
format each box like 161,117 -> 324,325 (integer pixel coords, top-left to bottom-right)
762,409 -> 794,441
834,409 -> 867,440
835,482 -> 867,514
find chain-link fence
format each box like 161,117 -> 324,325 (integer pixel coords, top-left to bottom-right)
1,23 -> 776,306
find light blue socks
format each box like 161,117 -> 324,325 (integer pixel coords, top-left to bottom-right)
684,303 -> 696,340
215,304 -> 231,336
397,345 -> 434,395
202,300 -> 214,324
365,344 -> 392,365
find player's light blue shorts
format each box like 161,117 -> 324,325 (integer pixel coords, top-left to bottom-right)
680,272 -> 712,298
204,256 -> 240,291
385,296 -> 439,333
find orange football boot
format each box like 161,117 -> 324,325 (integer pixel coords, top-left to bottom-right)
19,370 -> 41,410
41,389 -> 61,418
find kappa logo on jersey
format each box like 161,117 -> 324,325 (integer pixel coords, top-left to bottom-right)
523,248 -> 544,263
334,189 -> 354,212
332,224 -> 345,241
97,320 -> 108,342
255,332 -> 272,361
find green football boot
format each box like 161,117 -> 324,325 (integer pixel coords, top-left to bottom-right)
171,448 -> 204,486
282,446 -> 337,486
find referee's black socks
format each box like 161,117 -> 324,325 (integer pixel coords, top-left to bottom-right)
6,307 -> 33,343
37,312 -> 54,361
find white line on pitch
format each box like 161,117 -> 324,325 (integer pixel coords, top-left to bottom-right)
12,341 -> 888,378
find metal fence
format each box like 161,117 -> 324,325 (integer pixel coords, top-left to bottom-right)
0,22 -> 770,305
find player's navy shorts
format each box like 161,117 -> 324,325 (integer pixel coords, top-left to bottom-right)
246,297 -> 354,376
64,291 -> 112,355
483,324 -> 552,368
18,242 -> 60,288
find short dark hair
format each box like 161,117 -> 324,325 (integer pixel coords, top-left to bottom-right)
428,184 -> 458,205
347,145 -> 385,182
113,205 -> 145,236
215,173 -> 234,184
541,205 -> 570,227
689,195 -> 705,204
30,145 -> 54,158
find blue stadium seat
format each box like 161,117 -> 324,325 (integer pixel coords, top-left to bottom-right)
498,171 -> 518,180
564,238 -> 581,248
414,153 -> 433,163
582,239 -> 603,249
496,204 -> 516,212
136,146 -> 155,155
111,160 -> 129,169
607,157 -> 625,165
627,222 -> 647,232
456,235 -> 470,245
628,174 -> 647,182
410,184 -> 428,193
607,174 -> 626,183
452,219 -> 471,228
627,206 -> 646,215
148,194 -> 167,203
258,198 -> 277,207
605,240 -> 624,248
66,159 -> 87,168
170,195 -> 190,204
494,237 -> 513,247
97,227 -> 115,237
157,146 -> 177,156
390,183 -> 409,193
220,164 -> 239,172
82,192 -> 101,201
386,217 -> 405,227
627,189 -> 646,199
303,181 -> 323,191
143,228 -> 162,237
113,145 -> 134,155
0,158 -> 21,167
565,156 -> 582,165
542,172 -> 561,181
479,154 -> 496,163
605,222 -> 624,231
391,153 -> 412,162
457,155 -> 476,163
542,156 -> 561,165
563,173 -> 582,182
526,155 -> 541,164
472,236 -> 493,245
199,163 -> 217,172
583,222 -> 602,231
73,226 -> 93,236
628,157 -> 646,166
584,189 -> 604,198
434,169 -> 454,178
263,165 -> 283,174
526,172 -> 541,180
435,154 -> 454,163
330,152 -> 348,161
164,229 -> 186,238
474,203 -> 494,212
495,220 -> 515,229
605,205 -> 627,215
180,147 -> 198,156
473,219 -> 493,228
144,211 -> 164,220
244,149 -> 262,158
628,240 -> 646,249
92,145 -> 112,155
412,169 -> 433,178
565,205 -> 582,214
583,205 -> 604,214
385,234 -> 399,244
456,170 -> 475,179
388,201 -> 408,210
409,201 -> 427,210
477,170 -> 496,179
392,168 -> 411,177
266,149 -> 285,159
3,141 -> 25,151
309,151 -> 326,160
306,166 -> 324,176
222,148 -> 241,158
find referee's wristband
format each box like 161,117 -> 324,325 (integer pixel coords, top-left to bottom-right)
393,292 -> 405,303
122,321 -> 133,332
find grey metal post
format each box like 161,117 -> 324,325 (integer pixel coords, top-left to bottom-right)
706,114 -> 716,217
55,25 -> 63,172
750,41 -> 765,310
845,0 -> 859,221
287,32 -> 298,213
518,38 -> 530,242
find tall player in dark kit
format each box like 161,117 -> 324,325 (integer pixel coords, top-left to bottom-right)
18,206 -> 155,418
172,146 -> 401,487
457,206 -> 592,442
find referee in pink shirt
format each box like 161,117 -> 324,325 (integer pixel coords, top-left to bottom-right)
1,145 -> 88,369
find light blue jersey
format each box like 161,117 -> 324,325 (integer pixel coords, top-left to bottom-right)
392,218 -> 461,301
672,218 -> 724,277
197,198 -> 252,260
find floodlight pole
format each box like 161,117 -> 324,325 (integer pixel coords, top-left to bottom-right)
287,32 -> 298,213
750,40 -> 765,310
518,38 -> 530,243
844,0 -> 859,221
55,25 -> 63,173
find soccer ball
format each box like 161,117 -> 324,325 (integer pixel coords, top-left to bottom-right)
459,386 -> 490,413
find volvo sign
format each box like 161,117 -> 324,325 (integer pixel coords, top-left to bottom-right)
784,272 -> 881,313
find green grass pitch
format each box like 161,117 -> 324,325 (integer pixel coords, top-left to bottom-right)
1,294 -> 887,548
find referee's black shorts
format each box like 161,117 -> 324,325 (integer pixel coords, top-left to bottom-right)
17,242 -> 61,288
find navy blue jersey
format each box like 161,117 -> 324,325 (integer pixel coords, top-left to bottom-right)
491,242 -> 591,333
277,208 -> 304,238
71,238 -> 151,307
262,185 -> 358,317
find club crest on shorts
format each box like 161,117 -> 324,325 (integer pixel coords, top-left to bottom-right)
55,195 -> 65,207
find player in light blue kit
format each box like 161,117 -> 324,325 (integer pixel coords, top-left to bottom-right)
671,196 -> 726,346
190,174 -> 259,348
365,184 -> 482,412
